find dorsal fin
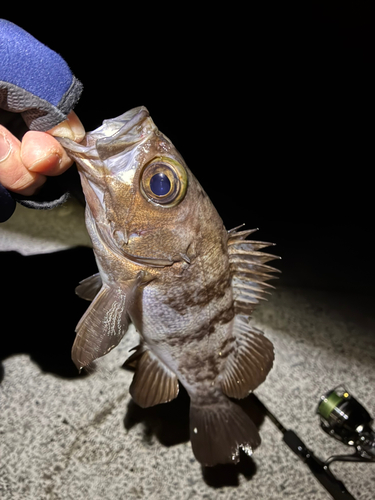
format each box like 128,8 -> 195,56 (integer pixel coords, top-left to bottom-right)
227,227 -> 259,240
227,239 -> 275,251
220,315 -> 274,399
125,345 -> 179,408
228,227 -> 280,316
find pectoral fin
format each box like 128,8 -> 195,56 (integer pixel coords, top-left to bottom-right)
72,273 -> 144,370
125,345 -> 179,408
75,273 -> 103,301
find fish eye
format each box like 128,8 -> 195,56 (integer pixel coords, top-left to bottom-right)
150,172 -> 171,196
140,157 -> 188,207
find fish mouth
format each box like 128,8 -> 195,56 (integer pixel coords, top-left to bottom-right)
57,106 -> 154,165
99,223 -> 178,268
121,248 -> 175,268
106,227 -> 178,268
120,249 -> 190,268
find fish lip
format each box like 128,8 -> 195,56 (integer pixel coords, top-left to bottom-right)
121,248 -> 175,268
56,106 -> 155,178
96,108 -> 151,160
99,224 -> 176,268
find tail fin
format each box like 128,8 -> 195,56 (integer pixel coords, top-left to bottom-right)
189,397 -> 261,466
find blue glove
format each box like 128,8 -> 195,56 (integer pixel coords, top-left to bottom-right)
0,19 -> 82,130
0,19 -> 83,222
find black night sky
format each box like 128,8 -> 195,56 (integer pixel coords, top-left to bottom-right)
1,4 -> 374,295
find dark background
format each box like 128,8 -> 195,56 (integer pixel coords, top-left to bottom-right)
1,4 -> 374,298
0,10 -> 373,496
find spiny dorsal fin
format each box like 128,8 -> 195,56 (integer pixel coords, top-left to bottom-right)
227,239 -> 276,251
126,346 -> 179,408
75,273 -> 103,301
72,272 -> 145,370
228,227 -> 280,315
220,315 -> 274,399
229,249 -> 278,265
227,226 -> 259,240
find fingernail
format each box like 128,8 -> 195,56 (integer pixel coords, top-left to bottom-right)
50,123 -> 75,141
68,114 -> 85,142
50,113 -> 85,142
0,134 -> 11,162
28,153 -> 62,172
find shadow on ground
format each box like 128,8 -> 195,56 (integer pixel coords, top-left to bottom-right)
124,385 -> 265,487
0,247 -> 97,380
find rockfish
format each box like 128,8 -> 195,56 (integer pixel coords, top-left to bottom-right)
59,107 -> 278,466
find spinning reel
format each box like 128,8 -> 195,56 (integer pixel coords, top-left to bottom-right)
256,385 -> 374,500
318,385 -> 375,464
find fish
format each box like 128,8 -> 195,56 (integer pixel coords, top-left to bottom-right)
58,106 -> 279,466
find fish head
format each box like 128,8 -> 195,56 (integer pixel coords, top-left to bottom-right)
59,106 -> 224,269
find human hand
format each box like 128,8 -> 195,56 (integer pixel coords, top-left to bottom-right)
0,19 -> 84,221
0,111 -> 84,196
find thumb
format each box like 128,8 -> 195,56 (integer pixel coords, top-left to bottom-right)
48,111 -> 85,142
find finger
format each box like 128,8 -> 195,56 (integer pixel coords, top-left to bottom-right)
0,111 -> 85,196
20,111 -> 85,177
0,125 -> 46,196
49,111 -> 85,142
20,131 -> 74,177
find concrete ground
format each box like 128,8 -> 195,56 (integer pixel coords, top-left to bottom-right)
1,201 -> 374,500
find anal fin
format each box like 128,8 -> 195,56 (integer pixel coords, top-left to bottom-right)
126,346 -> 179,408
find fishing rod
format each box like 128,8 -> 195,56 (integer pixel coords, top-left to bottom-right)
254,386 -> 375,500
